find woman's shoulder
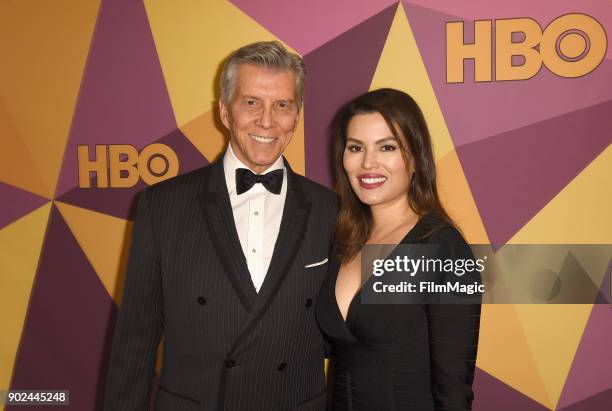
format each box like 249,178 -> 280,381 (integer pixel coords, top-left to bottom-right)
402,214 -> 467,245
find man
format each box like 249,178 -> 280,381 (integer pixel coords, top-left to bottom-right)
104,41 -> 337,411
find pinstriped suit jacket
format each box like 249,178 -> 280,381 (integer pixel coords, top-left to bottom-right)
104,159 -> 338,411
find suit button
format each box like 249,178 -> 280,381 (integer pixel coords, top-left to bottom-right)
277,362 -> 287,371
225,360 -> 236,369
197,297 -> 207,305
305,298 -> 313,308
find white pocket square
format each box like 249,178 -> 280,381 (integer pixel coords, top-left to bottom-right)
305,258 -> 328,268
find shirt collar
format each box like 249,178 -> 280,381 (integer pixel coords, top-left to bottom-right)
223,143 -> 285,195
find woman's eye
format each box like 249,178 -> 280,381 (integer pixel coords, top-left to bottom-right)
381,144 -> 397,151
346,144 -> 363,152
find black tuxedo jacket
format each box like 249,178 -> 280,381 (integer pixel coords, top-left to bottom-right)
104,159 -> 338,411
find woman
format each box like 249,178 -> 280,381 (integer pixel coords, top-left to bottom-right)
316,88 -> 481,410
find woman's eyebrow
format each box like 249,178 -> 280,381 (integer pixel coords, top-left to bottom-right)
346,136 -> 396,144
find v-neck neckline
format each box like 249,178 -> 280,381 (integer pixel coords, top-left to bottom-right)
333,215 -> 429,334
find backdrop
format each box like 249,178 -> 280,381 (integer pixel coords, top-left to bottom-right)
1,0 -> 611,410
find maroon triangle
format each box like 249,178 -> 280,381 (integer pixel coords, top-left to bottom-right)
8,205 -> 117,410
0,182 -> 48,229
303,3 -> 397,188
55,0 -> 177,198
472,367 -> 550,410
455,100 -> 611,244
558,388 -> 612,411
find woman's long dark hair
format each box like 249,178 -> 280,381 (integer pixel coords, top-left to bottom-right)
333,88 -> 454,263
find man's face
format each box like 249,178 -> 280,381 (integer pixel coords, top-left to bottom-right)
219,64 -> 299,174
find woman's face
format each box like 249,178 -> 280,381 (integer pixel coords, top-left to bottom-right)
343,112 -> 413,207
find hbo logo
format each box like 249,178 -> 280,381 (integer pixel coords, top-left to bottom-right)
78,144 -> 179,188
446,13 -> 607,82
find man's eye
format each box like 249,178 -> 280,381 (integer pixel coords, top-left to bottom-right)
245,100 -> 258,106
381,144 -> 397,151
346,144 -> 362,152
276,101 -> 291,110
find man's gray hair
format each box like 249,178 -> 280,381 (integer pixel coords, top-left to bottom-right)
220,41 -> 306,108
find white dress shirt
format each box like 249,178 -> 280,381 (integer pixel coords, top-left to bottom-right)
223,144 -> 287,292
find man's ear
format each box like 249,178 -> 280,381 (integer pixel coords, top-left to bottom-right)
219,99 -> 230,130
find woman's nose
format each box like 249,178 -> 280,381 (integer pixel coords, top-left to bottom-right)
361,149 -> 378,169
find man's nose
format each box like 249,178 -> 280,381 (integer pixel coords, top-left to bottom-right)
256,106 -> 274,129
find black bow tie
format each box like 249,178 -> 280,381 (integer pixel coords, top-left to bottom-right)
236,168 -> 283,195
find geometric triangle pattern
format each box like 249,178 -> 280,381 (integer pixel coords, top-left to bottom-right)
0,99 -> 49,199
509,146 -> 612,244
0,203 -> 51,392
513,304 -> 595,409
303,2 -> 397,187
229,0 -> 398,55
456,100 -> 612,245
2,0 -> 611,409
369,3 -> 490,244
7,206 -> 116,410
55,0 -> 177,198
0,0 -> 101,199
55,201 -> 133,305
476,304 -> 551,407
370,2 -> 456,162
556,304 -> 612,409
472,367 -> 551,411
0,182 -> 49,230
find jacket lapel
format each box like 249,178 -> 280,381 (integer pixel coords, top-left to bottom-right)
232,161 -> 312,347
198,161 -> 257,311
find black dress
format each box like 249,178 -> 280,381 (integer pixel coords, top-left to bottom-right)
316,215 -> 481,410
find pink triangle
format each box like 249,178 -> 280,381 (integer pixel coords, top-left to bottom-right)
557,303 -> 612,409
402,2 -> 612,148
229,0 -> 397,55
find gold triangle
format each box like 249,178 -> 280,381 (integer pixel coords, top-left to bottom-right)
477,304 -> 552,408
510,146 -> 612,244
369,3 -> 455,161
507,146 -> 612,408
0,99 -> 50,198
513,304 -> 592,409
0,203 -> 52,388
180,109 -> 227,164
55,202 -> 132,305
0,0 -> 101,197
436,149 -> 489,243
144,0 -> 294,128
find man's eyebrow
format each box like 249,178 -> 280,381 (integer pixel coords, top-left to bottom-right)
346,136 -> 396,144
